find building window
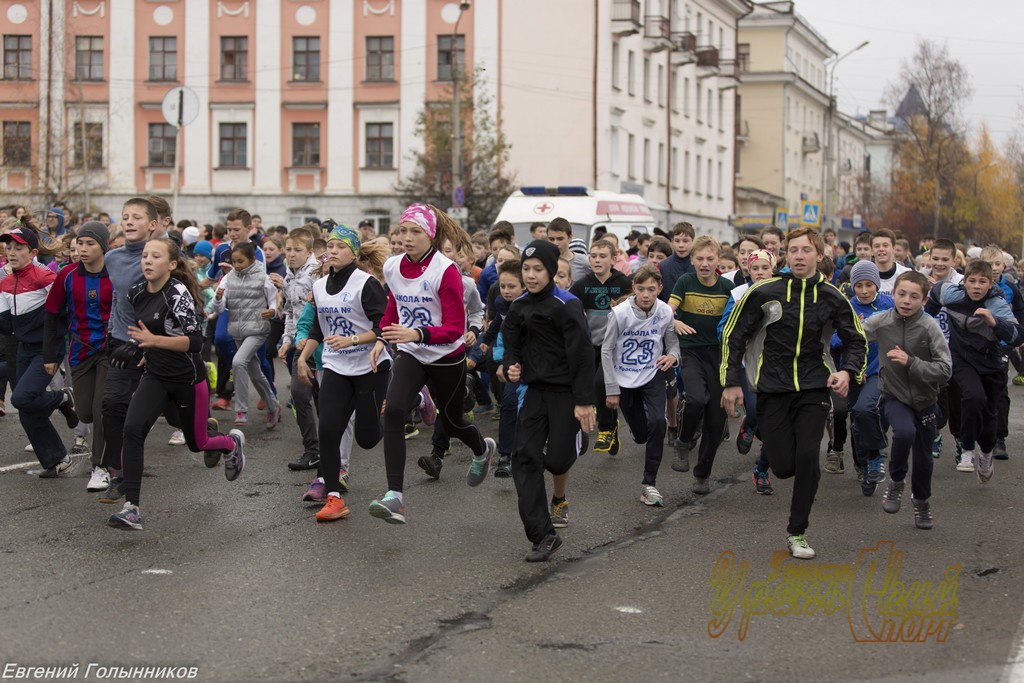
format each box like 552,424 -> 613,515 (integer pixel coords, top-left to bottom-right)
75,36 -> 103,81
657,65 -> 665,107
292,37 -> 321,82
218,122 -> 247,167
627,133 -> 636,179
2,35 -> 32,80
658,143 -> 666,185
366,36 -> 395,82
707,88 -> 712,127
708,158 -> 713,197
73,122 -> 103,169
718,91 -> 724,131
437,35 -> 465,81
671,146 -> 678,188
683,150 -> 690,192
2,121 -> 31,166
696,86 -> 702,123
220,37 -> 248,81
670,69 -> 679,112
610,126 -> 620,176
148,37 -> 177,81
737,43 -> 750,72
717,160 -> 724,199
611,42 -> 620,90
643,57 -> 651,102
365,122 -> 394,168
643,138 -> 651,181
147,123 -> 176,167
695,153 -> 702,195
627,50 -> 635,96
292,123 -> 320,166
683,77 -> 690,116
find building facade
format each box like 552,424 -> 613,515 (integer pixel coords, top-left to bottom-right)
734,0 -> 832,231
1,0 -> 749,238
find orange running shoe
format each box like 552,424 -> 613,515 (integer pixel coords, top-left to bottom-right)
315,495 -> 350,523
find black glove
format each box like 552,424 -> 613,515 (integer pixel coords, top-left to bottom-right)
109,340 -> 143,370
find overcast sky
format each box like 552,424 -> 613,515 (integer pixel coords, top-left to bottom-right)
795,0 -> 1023,146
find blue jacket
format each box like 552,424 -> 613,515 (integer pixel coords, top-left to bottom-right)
935,281 -> 1022,373
477,263 -> 498,308
832,293 -> 894,378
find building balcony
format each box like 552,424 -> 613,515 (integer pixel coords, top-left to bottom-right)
643,15 -> 673,52
671,31 -> 697,66
611,0 -> 641,36
696,46 -> 720,78
718,59 -> 741,88
802,132 -> 821,154
736,119 -> 750,145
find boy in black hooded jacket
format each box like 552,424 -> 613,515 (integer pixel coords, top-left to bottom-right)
503,239 -> 595,562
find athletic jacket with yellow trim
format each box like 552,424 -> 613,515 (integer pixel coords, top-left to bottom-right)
719,271 -> 867,393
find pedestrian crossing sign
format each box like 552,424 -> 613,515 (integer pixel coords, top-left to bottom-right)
800,201 -> 822,227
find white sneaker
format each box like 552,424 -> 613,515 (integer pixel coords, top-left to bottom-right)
977,451 -> 994,483
24,443 -> 34,452
71,435 -> 90,455
956,450 -> 975,472
640,485 -> 664,506
168,429 -> 186,446
787,534 -> 816,560
87,466 -> 110,492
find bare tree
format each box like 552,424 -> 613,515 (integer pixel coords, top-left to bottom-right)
884,39 -> 973,238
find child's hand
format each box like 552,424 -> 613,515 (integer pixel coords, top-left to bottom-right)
466,357 -> 477,370
382,324 -> 419,344
128,320 -> 159,348
574,405 -> 596,433
260,308 -> 276,320
296,339 -> 307,351
507,363 -> 522,383
887,345 -> 909,366
496,364 -> 505,382
655,354 -> 676,371
269,273 -> 285,288
296,360 -> 313,386
215,288 -> 224,301
278,341 -> 291,359
44,362 -> 59,376
464,330 -> 477,347
828,371 -> 850,397
974,307 -> 997,328
674,319 -> 697,336
606,395 -> 620,410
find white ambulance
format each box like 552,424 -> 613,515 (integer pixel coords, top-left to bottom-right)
493,186 -> 658,247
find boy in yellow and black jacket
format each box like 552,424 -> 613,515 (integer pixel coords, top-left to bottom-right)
720,227 -> 866,561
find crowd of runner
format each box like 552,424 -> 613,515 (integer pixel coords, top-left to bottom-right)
0,198 -> 1019,562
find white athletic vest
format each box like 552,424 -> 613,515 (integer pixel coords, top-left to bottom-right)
313,269 -> 391,376
609,298 -> 674,389
878,263 -> 911,296
383,252 -> 464,363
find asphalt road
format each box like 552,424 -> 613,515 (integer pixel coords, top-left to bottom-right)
2,381 -> 1023,683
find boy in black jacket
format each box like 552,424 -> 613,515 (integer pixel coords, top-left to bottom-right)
503,240 -> 596,562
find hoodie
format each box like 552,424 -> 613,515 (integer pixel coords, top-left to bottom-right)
281,254 -> 319,347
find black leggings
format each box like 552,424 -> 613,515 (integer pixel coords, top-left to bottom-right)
382,352 -> 485,492
318,364 -> 390,494
122,374 -> 235,506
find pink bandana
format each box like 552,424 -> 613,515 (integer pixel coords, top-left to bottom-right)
400,203 -> 437,239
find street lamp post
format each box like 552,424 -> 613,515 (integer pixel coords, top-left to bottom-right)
451,1 -> 471,220
823,40 -> 869,231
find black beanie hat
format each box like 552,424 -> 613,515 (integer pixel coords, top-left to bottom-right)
77,221 -> 110,253
522,239 -> 560,280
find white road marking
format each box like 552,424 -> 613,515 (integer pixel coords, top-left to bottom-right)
0,461 -> 39,473
141,569 -> 173,575
614,606 -> 643,614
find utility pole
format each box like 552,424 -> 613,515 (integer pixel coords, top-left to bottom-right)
450,2 -> 471,220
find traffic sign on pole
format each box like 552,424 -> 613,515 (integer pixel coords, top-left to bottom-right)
447,207 -> 468,220
453,186 -> 465,208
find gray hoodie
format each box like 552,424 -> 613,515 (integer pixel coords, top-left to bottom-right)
862,308 -> 951,411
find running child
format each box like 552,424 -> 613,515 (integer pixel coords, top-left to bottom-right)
108,238 -> 245,530
503,240 -> 595,561
367,204 -> 497,524
668,236 -> 733,494
1,225 -> 80,476
571,239 -> 632,456
297,224 -> 391,523
602,265 -> 679,506
721,227 -> 866,559
980,245 -> 1024,460
935,260 -> 1022,481
42,221 -> 112,491
209,242 -> 282,428
862,271 -> 951,529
